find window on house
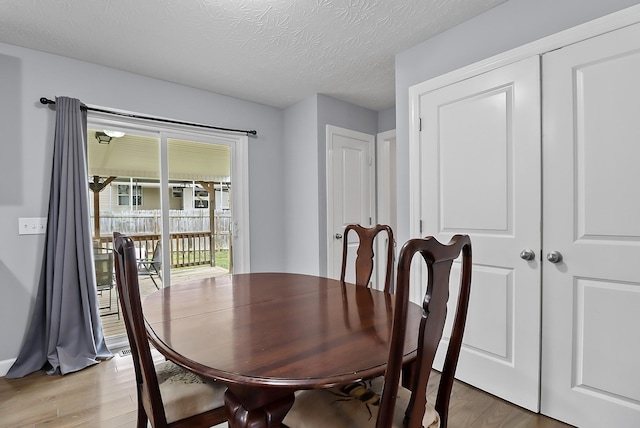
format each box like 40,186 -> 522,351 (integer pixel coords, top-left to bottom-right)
194,188 -> 209,209
118,185 -> 143,206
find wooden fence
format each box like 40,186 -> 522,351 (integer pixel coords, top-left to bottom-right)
93,209 -> 230,268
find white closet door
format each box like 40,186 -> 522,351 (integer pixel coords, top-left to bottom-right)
541,23 -> 640,428
420,55 -> 542,411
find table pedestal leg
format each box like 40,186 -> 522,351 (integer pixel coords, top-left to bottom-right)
225,388 -> 295,428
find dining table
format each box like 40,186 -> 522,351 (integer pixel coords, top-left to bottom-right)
142,272 -> 422,428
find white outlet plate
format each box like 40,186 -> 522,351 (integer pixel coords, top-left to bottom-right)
18,217 -> 47,235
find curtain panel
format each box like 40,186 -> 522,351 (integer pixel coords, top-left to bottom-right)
7,97 -> 111,378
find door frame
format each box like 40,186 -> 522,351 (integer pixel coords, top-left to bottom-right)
376,129 -> 397,291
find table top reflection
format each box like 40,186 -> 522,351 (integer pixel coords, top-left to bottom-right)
142,272 -> 421,427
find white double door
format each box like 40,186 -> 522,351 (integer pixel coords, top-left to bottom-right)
419,23 -> 640,427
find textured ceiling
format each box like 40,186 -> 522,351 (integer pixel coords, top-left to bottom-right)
0,0 -> 506,111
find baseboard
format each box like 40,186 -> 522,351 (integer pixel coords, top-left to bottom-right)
0,335 -> 128,377
0,358 -> 17,377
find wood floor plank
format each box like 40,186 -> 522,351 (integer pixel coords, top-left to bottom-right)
446,380 -> 497,426
471,397 -> 536,428
2,267 -> 571,427
0,351 -> 572,428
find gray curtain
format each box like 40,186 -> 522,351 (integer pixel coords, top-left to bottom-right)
7,97 -> 112,378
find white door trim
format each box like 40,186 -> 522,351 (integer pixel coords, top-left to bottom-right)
376,129 -> 396,291
376,129 -> 396,229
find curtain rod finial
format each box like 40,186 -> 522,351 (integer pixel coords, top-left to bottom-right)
40,97 -> 54,105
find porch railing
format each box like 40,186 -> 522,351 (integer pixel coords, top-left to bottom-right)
95,232 -> 219,268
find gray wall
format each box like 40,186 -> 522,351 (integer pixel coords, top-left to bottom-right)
0,42 -> 285,363
377,107 -> 396,133
0,42 -> 382,365
282,95 -> 319,274
394,0 -> 640,247
282,94 -> 378,276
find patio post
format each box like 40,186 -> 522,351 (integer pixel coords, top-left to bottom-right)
88,175 -> 116,241
198,181 -> 217,267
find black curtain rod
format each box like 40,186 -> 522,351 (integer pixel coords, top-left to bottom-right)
39,97 -> 257,136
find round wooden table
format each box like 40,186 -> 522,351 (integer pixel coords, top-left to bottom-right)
143,272 -> 421,428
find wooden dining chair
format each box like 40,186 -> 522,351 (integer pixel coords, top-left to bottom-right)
341,224 -> 395,293
113,232 -> 228,428
283,234 -> 472,428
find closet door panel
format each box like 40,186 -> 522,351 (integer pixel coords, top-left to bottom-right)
420,55 -> 541,412
542,22 -> 640,428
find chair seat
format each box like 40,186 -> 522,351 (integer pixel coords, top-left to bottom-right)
156,361 -> 227,424
283,376 -> 440,428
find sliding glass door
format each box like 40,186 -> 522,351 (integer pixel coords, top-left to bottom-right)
87,116 -> 250,343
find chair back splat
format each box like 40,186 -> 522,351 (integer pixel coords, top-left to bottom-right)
113,232 -> 227,428
282,235 -> 472,428
380,234 -> 472,428
341,224 -> 395,293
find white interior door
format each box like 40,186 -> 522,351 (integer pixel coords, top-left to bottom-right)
326,125 -> 375,283
541,23 -> 640,427
420,56 -> 542,411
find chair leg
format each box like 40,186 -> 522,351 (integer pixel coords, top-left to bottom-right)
98,286 -> 120,318
136,395 -> 148,428
149,274 -> 160,290
115,287 -> 120,320
137,410 -> 148,428
98,287 -> 112,311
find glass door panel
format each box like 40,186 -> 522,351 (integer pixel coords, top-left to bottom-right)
166,137 -> 232,285
87,128 -> 161,339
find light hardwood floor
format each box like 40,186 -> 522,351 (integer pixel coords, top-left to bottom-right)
0,351 -> 572,428
3,265 -> 573,427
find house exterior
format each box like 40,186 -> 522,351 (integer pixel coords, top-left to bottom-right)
1,0 -> 636,419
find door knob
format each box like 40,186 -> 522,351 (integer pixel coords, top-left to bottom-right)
520,249 -> 535,261
335,233 -> 343,239
546,251 -> 563,263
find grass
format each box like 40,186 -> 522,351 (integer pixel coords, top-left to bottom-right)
214,250 -> 229,270
170,250 -> 230,270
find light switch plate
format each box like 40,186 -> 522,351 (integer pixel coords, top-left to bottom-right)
18,217 -> 47,235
